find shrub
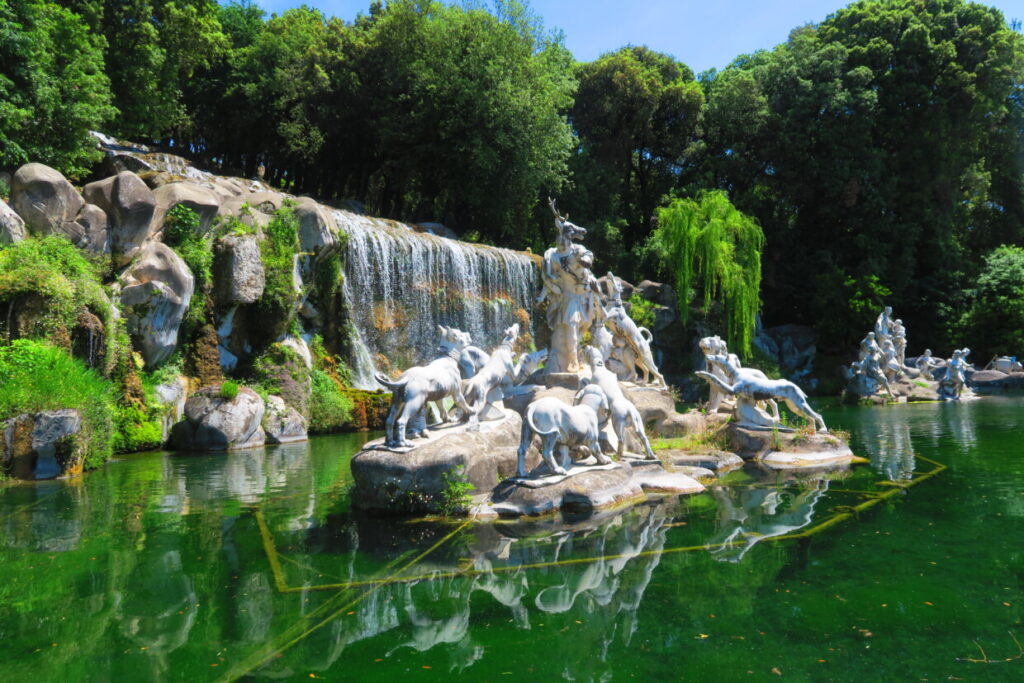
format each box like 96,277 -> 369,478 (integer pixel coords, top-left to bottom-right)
309,369 -> 353,433
219,380 -> 240,400
0,339 -> 113,469
627,293 -> 657,329
163,205 -> 213,334
0,236 -> 109,342
439,465 -> 474,516
255,204 -> 301,341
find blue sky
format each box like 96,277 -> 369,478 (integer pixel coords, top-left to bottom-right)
253,0 -> 1024,73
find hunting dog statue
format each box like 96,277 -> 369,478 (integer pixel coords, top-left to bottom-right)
376,325 -> 472,449
517,384 -> 611,477
697,354 -> 828,433
583,346 -> 657,460
461,323 -> 519,431
603,273 -> 665,386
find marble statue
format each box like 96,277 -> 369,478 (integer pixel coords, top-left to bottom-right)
937,349 -> 967,400
517,384 -> 612,477
700,335 -> 735,413
697,354 -> 828,432
458,345 -> 490,379
874,306 -> 894,343
880,339 -> 902,382
858,332 -> 881,362
892,319 -> 907,366
462,324 -> 519,431
537,198 -> 604,374
376,325 -> 472,448
583,346 -> 657,460
914,349 -> 940,380
992,356 -> 1022,374
602,273 -> 666,386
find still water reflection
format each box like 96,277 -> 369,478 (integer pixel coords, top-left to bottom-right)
1,397 -> 1022,681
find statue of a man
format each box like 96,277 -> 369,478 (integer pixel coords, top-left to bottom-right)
537,199 -> 603,373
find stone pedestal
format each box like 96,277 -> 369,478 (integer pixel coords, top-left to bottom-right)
726,424 -> 861,470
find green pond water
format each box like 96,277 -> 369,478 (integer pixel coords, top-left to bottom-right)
1,397 -> 1022,681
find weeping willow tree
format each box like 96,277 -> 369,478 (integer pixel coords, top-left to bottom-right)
652,191 -> 764,357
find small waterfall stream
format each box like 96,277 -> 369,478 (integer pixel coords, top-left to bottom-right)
334,211 -> 540,388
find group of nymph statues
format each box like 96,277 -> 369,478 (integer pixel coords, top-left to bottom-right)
374,200 -> 835,481
844,305 -> 974,400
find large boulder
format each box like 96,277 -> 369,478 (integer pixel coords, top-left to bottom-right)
214,234 -> 265,305
152,182 -> 221,233
294,197 -> 338,252
263,395 -> 308,444
170,385 -> 266,451
0,410 -> 86,479
10,163 -> 85,242
120,242 -> 195,367
351,413 -> 533,514
969,369 -> 1024,393
75,203 -> 109,255
83,171 -> 157,265
0,198 -> 27,244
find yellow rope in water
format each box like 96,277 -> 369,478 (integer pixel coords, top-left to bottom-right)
220,514 -> 472,681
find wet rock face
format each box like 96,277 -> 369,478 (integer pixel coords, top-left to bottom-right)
0,198 -> 28,244
263,395 -> 308,444
83,171 -> 157,265
0,410 -> 85,479
294,196 -> 339,253
10,163 -> 86,242
170,385 -> 266,451
214,234 -> 265,305
120,242 -> 195,368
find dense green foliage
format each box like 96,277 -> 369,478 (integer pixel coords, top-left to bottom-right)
255,202 -> 301,342
0,235 -> 110,342
2,0 -> 1024,357
309,369 -> 354,434
651,192 -> 764,356
957,245 -> 1024,359
0,0 -> 115,177
695,0 -> 1024,350
0,339 -> 113,468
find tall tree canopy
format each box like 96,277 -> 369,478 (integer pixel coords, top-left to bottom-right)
0,0 -> 115,176
699,0 -> 1024,350
566,45 -> 704,273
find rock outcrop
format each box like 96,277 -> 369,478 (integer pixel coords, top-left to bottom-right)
214,234 -> 265,305
969,369 -> 1024,393
119,242 -> 195,367
0,198 -> 27,244
0,410 -> 86,479
263,395 -> 308,444
10,163 -> 86,243
83,171 -> 157,265
152,182 -> 221,233
170,385 -> 266,451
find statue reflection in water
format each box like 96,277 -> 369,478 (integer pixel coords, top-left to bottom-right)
706,478 -> 829,562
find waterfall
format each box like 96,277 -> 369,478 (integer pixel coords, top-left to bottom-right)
334,211 -> 539,389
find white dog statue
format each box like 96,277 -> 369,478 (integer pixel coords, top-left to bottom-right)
603,273 -> 665,387
583,346 -> 657,460
462,324 -> 519,430
376,325 -> 472,449
697,354 -> 828,433
517,384 -> 611,477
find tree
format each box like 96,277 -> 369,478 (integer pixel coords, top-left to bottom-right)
958,245 -> 1024,359
0,0 -> 115,177
567,46 -> 704,274
65,0 -> 227,139
700,0 -> 1024,351
651,191 -> 764,357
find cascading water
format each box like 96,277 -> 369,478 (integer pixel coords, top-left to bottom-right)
334,211 -> 539,389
